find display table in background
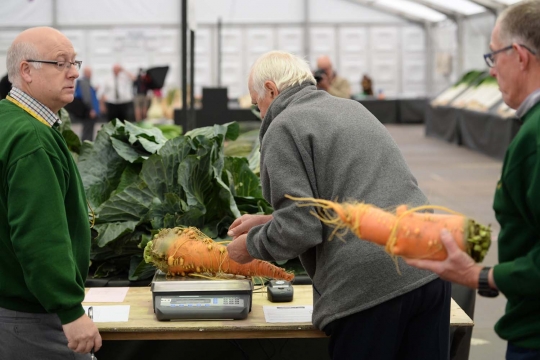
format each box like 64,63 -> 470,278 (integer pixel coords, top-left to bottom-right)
425,104 -> 521,160
355,97 -> 428,124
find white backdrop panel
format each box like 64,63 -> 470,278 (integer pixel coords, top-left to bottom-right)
402,27 -> 426,97
221,28 -> 244,98
402,53 -> 426,96
276,27 -> 305,57
195,28 -> 213,96
57,0 -> 178,25
246,28 -> 275,69
339,27 -> 368,95
370,27 -> 399,96
0,0 -> 52,26
309,27 -> 336,69
370,27 -> 398,52
402,27 -> 425,52
0,31 -> 19,77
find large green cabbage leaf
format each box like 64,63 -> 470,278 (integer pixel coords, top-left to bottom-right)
78,119 -> 272,280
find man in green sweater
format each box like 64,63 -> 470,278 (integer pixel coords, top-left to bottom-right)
405,2 -> 540,359
0,27 -> 101,359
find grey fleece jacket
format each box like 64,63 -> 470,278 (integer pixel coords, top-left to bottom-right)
246,82 -> 437,330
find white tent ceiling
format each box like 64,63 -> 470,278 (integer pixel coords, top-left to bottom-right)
350,0 -> 524,23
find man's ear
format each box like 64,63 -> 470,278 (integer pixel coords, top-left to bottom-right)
515,44 -> 530,70
264,81 -> 279,100
20,62 -> 33,84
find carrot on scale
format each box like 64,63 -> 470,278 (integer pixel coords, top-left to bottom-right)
285,195 -> 491,263
144,226 -> 294,281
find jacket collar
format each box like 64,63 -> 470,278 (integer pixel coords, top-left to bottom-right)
259,81 -> 316,143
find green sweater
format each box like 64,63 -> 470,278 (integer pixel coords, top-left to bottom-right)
0,99 -> 90,324
493,102 -> 540,349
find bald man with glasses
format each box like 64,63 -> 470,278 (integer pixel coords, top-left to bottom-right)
0,27 -> 101,359
405,2 -> 540,359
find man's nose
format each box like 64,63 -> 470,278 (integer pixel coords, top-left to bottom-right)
67,65 -> 79,79
489,67 -> 497,78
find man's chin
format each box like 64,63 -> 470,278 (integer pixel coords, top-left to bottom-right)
63,94 -> 75,103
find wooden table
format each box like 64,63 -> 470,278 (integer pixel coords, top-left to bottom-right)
83,286 -> 473,341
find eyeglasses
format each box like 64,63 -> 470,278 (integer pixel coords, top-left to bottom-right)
26,59 -> 82,71
483,44 -> 537,68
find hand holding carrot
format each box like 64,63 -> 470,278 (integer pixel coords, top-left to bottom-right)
403,229 -> 481,289
227,234 -> 254,264
228,214 -> 273,238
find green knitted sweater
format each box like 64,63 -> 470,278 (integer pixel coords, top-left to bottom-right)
0,99 -> 90,324
493,102 -> 540,349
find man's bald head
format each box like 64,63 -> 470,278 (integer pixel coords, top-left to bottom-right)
316,55 -> 334,78
113,64 -> 122,76
83,67 -> 92,79
6,26 -> 79,113
7,27 -> 73,87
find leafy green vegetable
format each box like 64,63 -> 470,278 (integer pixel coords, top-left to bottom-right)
79,120 -> 272,281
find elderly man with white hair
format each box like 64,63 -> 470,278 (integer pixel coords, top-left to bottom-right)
0,27 -> 101,359
227,50 -> 451,360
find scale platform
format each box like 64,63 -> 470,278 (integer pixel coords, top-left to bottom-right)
151,271 -> 253,321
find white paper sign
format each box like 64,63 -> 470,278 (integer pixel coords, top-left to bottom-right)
84,287 -> 129,303
83,305 -> 130,322
263,306 -> 313,323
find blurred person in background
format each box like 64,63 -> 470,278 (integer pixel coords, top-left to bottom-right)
315,55 -> 351,99
133,67 -> 151,122
361,74 -> 374,96
100,63 -> 135,122
74,66 -> 100,141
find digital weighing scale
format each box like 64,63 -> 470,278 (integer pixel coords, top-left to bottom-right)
151,271 -> 253,321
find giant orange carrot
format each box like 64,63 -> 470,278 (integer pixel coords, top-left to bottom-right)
144,226 -> 294,281
286,195 -> 491,262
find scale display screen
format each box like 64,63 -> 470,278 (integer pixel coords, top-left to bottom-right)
174,298 -> 210,304
160,296 -> 243,307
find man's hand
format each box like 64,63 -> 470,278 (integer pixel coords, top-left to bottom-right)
227,234 -> 254,264
403,229 -> 481,289
62,314 -> 102,354
228,214 -> 272,238
89,109 -> 96,119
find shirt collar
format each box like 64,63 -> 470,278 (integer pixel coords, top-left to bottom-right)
9,87 -> 62,127
516,88 -> 540,119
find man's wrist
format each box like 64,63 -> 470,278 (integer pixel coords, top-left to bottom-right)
478,266 -> 499,297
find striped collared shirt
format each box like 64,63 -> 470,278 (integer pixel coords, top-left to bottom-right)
9,87 -> 62,127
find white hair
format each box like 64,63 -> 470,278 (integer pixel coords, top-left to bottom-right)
497,0 -> 540,58
6,42 -> 41,87
250,51 -> 316,100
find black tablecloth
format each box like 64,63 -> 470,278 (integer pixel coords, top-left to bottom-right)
425,105 -> 461,144
425,104 -> 521,160
358,99 -> 399,124
399,98 -> 428,123
357,98 -> 428,124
